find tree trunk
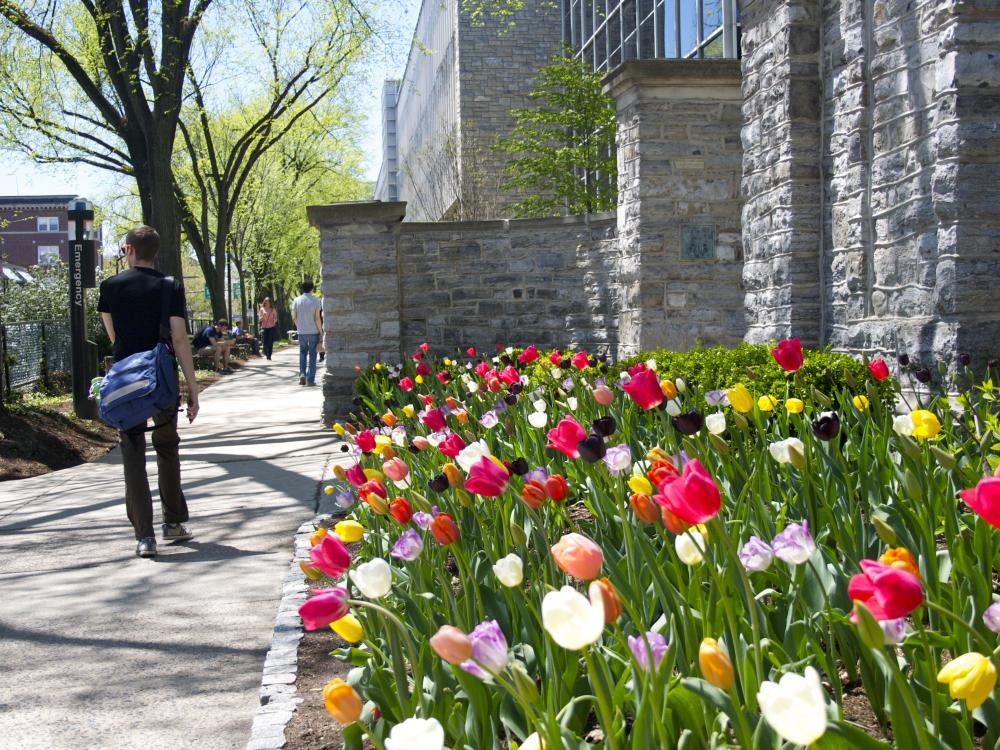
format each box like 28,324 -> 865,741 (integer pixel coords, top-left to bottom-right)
136,140 -> 183,279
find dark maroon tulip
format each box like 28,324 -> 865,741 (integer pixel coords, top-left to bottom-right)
914,368 -> 932,384
592,416 -> 617,437
576,435 -> 607,463
672,410 -> 704,436
812,411 -> 840,441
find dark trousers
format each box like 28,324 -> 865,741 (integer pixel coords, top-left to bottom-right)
119,406 -> 189,540
262,327 -> 277,358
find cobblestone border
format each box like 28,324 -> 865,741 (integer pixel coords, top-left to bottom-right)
245,518 -> 315,750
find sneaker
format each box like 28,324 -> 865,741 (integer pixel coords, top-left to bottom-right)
299,374 -> 306,385
163,523 -> 194,543
136,537 -> 157,558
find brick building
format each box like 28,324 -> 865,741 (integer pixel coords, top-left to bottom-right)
0,195 -> 104,278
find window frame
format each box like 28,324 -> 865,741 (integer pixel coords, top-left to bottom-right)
36,216 -> 60,232
37,245 -> 61,266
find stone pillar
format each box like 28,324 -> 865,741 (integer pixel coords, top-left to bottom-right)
306,201 -> 406,423
603,60 -> 745,358
739,0 -> 822,346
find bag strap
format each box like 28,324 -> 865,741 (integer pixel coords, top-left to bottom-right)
159,276 -> 174,341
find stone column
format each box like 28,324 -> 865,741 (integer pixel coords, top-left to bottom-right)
603,59 -> 745,358
306,201 -> 406,423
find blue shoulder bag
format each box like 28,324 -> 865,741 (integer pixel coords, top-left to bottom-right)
98,277 -> 179,431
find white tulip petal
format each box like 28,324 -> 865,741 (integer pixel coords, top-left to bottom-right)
542,586 -> 605,650
349,558 -> 392,599
757,666 -> 828,746
492,554 -> 524,587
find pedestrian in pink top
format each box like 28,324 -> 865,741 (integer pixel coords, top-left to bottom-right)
259,297 -> 278,360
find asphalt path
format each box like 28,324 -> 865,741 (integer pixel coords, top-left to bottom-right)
0,346 -> 338,749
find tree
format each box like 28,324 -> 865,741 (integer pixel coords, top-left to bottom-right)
495,54 -> 617,217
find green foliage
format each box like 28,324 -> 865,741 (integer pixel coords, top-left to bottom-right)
495,54 -> 617,217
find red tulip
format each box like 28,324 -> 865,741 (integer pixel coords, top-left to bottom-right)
309,534 -> 351,578
416,362 -> 431,376
355,430 -> 375,454
546,416 -> 588,458
422,407 -> 447,432
345,463 -> 366,487
439,432 -> 466,458
399,377 -> 414,392
848,559 -> 923,621
771,338 -> 804,372
517,345 -> 539,364
868,358 -> 890,381
436,371 -> 450,384
464,456 -> 510,497
299,586 -> 350,630
412,351 -> 423,360
422,394 -> 434,406
475,361 -> 490,377
622,369 -> 664,410
545,473 -> 568,502
466,347 -> 476,357
548,350 -> 562,366
627,362 -> 647,377
495,344 -> 503,352
521,480 -> 547,509
653,459 -> 721,525
959,474 -> 1000,530
647,459 -> 679,486
499,366 -> 520,385
571,351 -> 589,369
430,513 -> 460,545
389,497 -> 413,524
419,342 -> 430,351
359,479 -> 387,500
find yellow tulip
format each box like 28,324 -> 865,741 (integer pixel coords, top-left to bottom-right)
309,527 -> 328,547
374,362 -> 382,370
937,652 -> 997,710
334,520 -> 364,542
442,462 -> 463,488
323,485 -> 334,495
332,423 -> 346,436
323,678 -> 363,724
785,398 -> 804,414
628,475 -> 654,495
646,447 -> 671,463
910,409 -> 941,440
659,379 -> 677,400
853,394 -> 870,412
330,613 -> 364,643
363,468 -> 384,481
443,357 -> 452,366
758,395 -> 777,412
699,638 -> 735,690
333,465 -> 346,480
415,375 -> 424,384
727,384 -> 753,413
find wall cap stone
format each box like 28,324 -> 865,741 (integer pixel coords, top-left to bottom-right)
307,201 -> 407,228
602,59 -> 742,101
400,211 -> 617,235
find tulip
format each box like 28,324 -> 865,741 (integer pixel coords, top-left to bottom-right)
520,733 -> 544,750
415,362 -> 430,376
881,617 -> 908,645
355,430 -> 376,453
812,411 -> 841,441
545,416 -> 588,458
630,492 -> 660,524
758,667 -> 828,745
437,432 -> 465,458
726,383 -> 753,413
323,677 -> 363,724
771,337 -> 804,372
892,414 -> 914,436
739,535 -> 774,572
551,532 -> 603,580
421,407 -> 447,432
384,717 -> 445,750
646,446 -> 671,463
509,457 -> 529,475
334,490 -> 355,510
848,559 -> 923,621
460,619 -> 509,680
628,631 -> 667,671
879,547 -> 919,579
430,513 -> 460,545
576,434 -> 607,463
333,465 -> 346,480
419,341 -> 429,351
382,412 -> 398,427
411,435 -> 429,450
785,397 -> 804,414
622,368 -> 665,410
672,410 -> 705,435
402,403 -> 415,418
517,344 -> 539,364
399,376 -> 414,392
768,437 -> 806,469
332,423 -> 346,437
937,652 -> 997,710
345,463 -> 367,487
390,528 -> 424,561
757,395 -> 777,412
455,439 -> 491,473
309,526 -> 327,547
430,625 -> 473,665
310,533 -> 351,579
299,586 -> 350,630
869,358 -> 890,381
653,458 -> 721,525
382,457 -> 409,483
464,455 -> 510,496
300,561 -> 323,580
660,506 -> 692,535
983,601 -> 1000,634
330,613 -> 364,643
545,473 -> 569,502
571,351 -> 589,369
589,578 -> 621,624
853,394 -> 870,411
521,479 -> 547,509
675,527 -> 706,565
493,553 -> 523,587
959,474 -> 1000,530
699,638 -> 735,690
628,475 -> 654,495
911,409 -> 941,440
664,399 -> 681,416
350,558 -> 393,599
705,412 -> 727,434
771,520 -> 815,565
428,474 -> 449,493
542,585 -> 605,650
592,384 -> 614,405
387,497 -> 413,525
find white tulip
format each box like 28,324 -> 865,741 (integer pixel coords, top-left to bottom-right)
425,431 -> 445,447
520,733 -> 544,750
551,367 -> 562,379
391,427 -> 407,446
893,414 -> 914,437
384,717 -> 445,750
675,529 -> 706,566
532,399 -> 547,412
567,396 -> 578,410
769,437 -> 805,465
675,377 -> 686,394
757,666 -> 828,746
467,381 -> 480,393
456,439 -> 492,473
528,411 -> 548,428
645,358 -> 657,371
705,412 -> 727,435
349,558 -> 392,599
492,553 -> 524,587
665,399 -> 681,416
542,585 -> 605,650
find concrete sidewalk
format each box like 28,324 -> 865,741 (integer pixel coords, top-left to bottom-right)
0,346 -> 338,749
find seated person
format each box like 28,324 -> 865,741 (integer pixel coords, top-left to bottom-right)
231,322 -> 260,356
192,319 -> 234,373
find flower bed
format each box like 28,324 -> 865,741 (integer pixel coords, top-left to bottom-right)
302,340 -> 999,750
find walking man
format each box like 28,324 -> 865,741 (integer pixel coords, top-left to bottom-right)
291,280 -> 322,386
98,225 -> 199,558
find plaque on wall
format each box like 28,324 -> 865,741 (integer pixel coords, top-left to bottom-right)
681,225 -> 716,260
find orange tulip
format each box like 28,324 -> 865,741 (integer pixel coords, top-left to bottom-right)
660,506 -> 691,535
445,396 -> 460,410
323,678 -> 363,724
333,465 -> 346,481
455,410 -> 469,424
382,412 -> 397,427
660,379 -> 677,400
430,624 -> 473,665
545,474 -> 568,502
590,577 -> 621,624
699,638 -> 735,690
309,526 -> 328,547
521,480 -> 547,509
879,547 -> 920,580
647,459 -> 679,486
630,492 -> 660,524
551,532 -> 603,580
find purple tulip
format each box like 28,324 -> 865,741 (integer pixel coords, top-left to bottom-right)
739,536 -> 774,572
525,466 -> 549,485
603,443 -> 632,475
627,631 -> 667,671
984,601 -> 1000,634
460,619 -> 509,680
334,491 -> 355,509
479,410 -> 499,429
561,377 -> 575,391
412,511 -> 433,530
705,390 -> 728,407
772,521 -> 816,565
880,617 -> 908,644
390,529 -> 424,561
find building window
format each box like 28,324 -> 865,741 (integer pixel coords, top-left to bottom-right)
37,216 -> 60,232
37,246 -> 61,266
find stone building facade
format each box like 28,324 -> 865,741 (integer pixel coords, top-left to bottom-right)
374,0 -> 562,221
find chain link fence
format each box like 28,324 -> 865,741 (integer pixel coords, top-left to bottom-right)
1,320 -> 72,396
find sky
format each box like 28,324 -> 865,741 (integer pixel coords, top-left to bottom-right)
0,0 -> 423,201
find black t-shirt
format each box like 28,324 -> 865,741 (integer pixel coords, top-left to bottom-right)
97,267 -> 186,361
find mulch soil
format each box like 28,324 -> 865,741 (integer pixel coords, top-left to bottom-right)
283,627 -> 355,750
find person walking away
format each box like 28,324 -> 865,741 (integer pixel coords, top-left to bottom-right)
192,319 -> 234,373
291,280 -> 322,386
259,297 -> 278,360
98,225 -> 199,558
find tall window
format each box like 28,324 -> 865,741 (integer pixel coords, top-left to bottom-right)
37,216 -> 59,232
37,246 -> 61,265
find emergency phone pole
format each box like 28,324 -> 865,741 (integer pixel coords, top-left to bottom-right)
67,197 -> 98,419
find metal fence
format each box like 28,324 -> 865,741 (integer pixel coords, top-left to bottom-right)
0,319 -> 72,395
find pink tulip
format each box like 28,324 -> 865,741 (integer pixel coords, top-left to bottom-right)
355,430 -> 375,453
959,474 -> 1000,531
382,457 -> 409,482
592,384 -> 614,406
422,407 -> 447,432
299,586 -> 350,630
551,532 -> 603,580
571,351 -> 590,369
411,436 -> 430,451
546,416 -> 588,459
622,369 -> 664,410
345,463 -> 367,487
848,560 -> 923,621
771,338 -> 804,372
653,459 -> 721,525
439,432 -> 466,458
464,456 -> 510,497
399,377 -> 414,392
499,366 -> 520,385
310,534 -> 351,578
517,345 -> 539,364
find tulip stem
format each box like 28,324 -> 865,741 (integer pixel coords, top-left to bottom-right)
348,599 -> 426,713
583,646 -> 622,750
876,648 -> 933,750
922,600 -> 994,655
914,616 -> 942,736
